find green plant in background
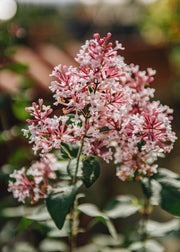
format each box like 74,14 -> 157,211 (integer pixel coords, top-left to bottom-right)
140,0 -> 180,101
140,0 -> 180,44
0,20 -> 42,252
0,7 -> 83,251
0,20 -> 33,160
5,32 -> 180,252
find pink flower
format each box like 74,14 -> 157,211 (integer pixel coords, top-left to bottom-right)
26,99 -> 52,124
13,32 -> 176,187
23,108 -> 75,154
8,154 -> 59,203
141,109 -> 167,143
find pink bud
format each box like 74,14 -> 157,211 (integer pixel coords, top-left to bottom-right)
93,33 -> 100,41
38,99 -> 43,107
107,32 -> 112,39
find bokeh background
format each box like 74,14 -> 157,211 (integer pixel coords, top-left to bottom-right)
1,0 -> 180,251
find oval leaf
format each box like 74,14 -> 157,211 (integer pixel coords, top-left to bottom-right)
146,219 -> 180,237
154,168 -> 180,180
60,142 -> 79,158
46,184 -> 78,229
141,178 -> 161,205
158,178 -> 180,216
78,203 -> 117,239
39,239 -> 68,252
82,156 -> 100,188
129,239 -> 164,252
104,195 -> 140,219
67,158 -> 83,178
78,203 -> 103,217
143,169 -> 180,216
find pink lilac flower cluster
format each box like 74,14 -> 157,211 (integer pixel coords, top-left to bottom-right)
8,154 -> 59,203
8,33 -> 177,202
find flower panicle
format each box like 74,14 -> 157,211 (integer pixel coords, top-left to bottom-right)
8,154 -> 59,204
9,32 -> 177,202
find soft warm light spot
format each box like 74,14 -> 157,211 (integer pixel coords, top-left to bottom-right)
80,0 -> 98,5
0,0 -> 17,21
138,0 -> 157,4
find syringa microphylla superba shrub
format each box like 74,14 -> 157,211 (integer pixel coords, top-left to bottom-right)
7,33 -> 179,252
8,32 -> 176,202
8,33 -> 177,204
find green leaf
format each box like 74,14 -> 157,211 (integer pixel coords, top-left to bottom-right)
60,142 -> 79,158
0,221 -> 17,244
141,178 -> 161,205
17,218 -> 33,233
137,139 -> 146,152
8,147 -> 30,165
47,220 -> 70,238
26,205 -> 51,221
3,62 -> 28,74
74,244 -> 97,252
55,160 -> 70,179
154,168 -> 180,180
75,244 -> 129,252
90,216 -> 118,240
104,218 -> 118,240
67,158 -> 83,178
156,169 -> 180,215
82,156 -> 100,188
103,249 -> 130,252
78,203 -> 103,217
78,203 -> 117,239
85,103 -> 91,114
12,100 -> 30,121
65,114 -> 76,126
142,169 -> 180,216
129,239 -> 164,252
46,184 -> 79,229
158,178 -> 180,216
92,234 -> 123,247
8,242 -> 35,252
88,85 -> 94,94
39,239 -> 68,252
146,219 -> 180,237
100,126 -> 110,133
141,178 -> 153,199
104,195 -> 140,219
2,205 -> 38,218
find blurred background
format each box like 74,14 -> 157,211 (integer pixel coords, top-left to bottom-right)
1,0 -> 180,251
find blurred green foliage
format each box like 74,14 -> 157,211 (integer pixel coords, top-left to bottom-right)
0,15 -> 36,252
1,2 -> 180,252
140,0 -> 180,45
140,0 -> 180,101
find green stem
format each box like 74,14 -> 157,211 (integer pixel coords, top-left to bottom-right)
73,116 -> 89,184
69,198 -> 78,252
94,79 -> 100,94
141,197 -> 150,242
60,144 -> 73,160
140,179 -> 153,242
69,116 -> 89,250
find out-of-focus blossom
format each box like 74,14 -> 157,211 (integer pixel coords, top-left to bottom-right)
8,154 -> 59,203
